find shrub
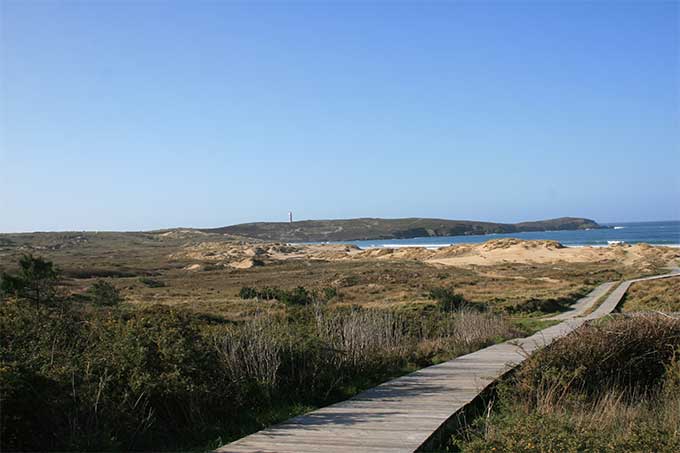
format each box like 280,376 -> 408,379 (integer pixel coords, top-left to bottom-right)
322,286 -> 338,301
0,302 -> 232,451
0,254 -> 60,309
280,286 -> 311,305
507,295 -> 579,314
515,315 -> 680,399
0,361 -> 75,452
87,280 -> 123,306
239,286 -> 258,299
237,285 -> 325,306
451,315 -> 680,452
215,314 -> 284,397
1,254 -> 520,451
315,307 -> 411,371
138,277 -> 165,288
82,306 -> 229,446
429,287 -> 467,312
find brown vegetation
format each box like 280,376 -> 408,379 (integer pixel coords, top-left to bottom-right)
450,315 -> 680,452
2,231 -> 676,321
620,276 -> 680,312
1,253 -> 527,451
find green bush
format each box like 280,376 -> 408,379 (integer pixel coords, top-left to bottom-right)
239,286 -> 258,299
280,286 -> 310,305
429,287 -> 467,312
238,285 -> 338,305
138,277 -> 165,288
0,302 -> 232,451
0,361 -> 75,452
87,280 -> 123,306
323,287 -> 338,300
0,254 -> 60,308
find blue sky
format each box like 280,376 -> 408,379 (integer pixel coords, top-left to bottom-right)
1,0 -> 678,232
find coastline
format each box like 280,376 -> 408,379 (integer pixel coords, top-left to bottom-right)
349,243 -> 680,250
301,220 -> 680,250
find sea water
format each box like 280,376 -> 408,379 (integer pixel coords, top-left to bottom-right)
334,220 -> 680,249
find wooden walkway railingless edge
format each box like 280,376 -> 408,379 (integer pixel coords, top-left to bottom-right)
216,271 -> 680,453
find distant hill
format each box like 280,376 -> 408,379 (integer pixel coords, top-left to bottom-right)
202,217 -> 603,243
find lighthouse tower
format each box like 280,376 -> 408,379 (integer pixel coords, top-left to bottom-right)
288,211 -> 293,223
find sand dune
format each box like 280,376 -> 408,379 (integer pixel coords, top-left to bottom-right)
173,237 -> 680,271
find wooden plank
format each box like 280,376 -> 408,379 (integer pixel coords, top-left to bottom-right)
216,272 -> 679,453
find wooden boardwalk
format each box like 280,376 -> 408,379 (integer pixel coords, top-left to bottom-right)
217,271 -> 680,453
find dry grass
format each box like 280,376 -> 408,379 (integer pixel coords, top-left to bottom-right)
620,276 -> 680,312
315,307 -> 412,369
452,315 -> 680,452
466,381 -> 680,452
212,306 -> 517,405
517,315 -> 680,396
440,308 -> 516,349
215,314 -> 285,393
2,231 -> 671,320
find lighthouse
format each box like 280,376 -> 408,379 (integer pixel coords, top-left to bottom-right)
288,211 -> 293,223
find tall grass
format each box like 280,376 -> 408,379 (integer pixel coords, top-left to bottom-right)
214,305 -> 516,406
215,314 -> 284,395
620,276 -> 680,312
315,307 -> 411,369
451,315 -> 680,452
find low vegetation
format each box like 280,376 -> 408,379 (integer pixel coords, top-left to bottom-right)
620,276 -> 680,312
238,285 -> 337,306
87,280 -> 124,306
138,277 -> 166,288
1,232 -> 675,451
0,253 -> 61,309
428,288 -> 476,312
2,229 -> 666,320
449,315 -> 680,452
203,216 -> 601,242
1,255 -> 521,451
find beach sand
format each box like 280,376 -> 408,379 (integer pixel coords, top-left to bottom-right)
175,238 -> 680,271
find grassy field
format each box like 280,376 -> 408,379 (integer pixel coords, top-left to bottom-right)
1,231 -> 677,451
0,230 -> 661,320
620,276 -> 680,312
439,271 -> 680,452
1,260 -> 525,451
448,315 -> 680,452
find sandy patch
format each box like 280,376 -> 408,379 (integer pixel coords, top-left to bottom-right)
172,237 -> 680,271
425,240 -> 680,268
230,258 -> 257,269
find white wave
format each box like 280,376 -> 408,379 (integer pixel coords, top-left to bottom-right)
357,242 -> 680,250
362,243 -> 452,250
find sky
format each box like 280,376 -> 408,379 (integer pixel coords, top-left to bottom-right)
1,0 -> 678,232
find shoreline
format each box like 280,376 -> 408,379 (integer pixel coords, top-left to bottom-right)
297,221 -> 680,250
349,243 -> 680,250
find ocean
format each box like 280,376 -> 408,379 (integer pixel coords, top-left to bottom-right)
336,220 -> 680,249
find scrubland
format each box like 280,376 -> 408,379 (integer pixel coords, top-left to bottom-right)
448,290 -> 680,452
1,270 -> 519,451
620,276 -> 680,312
1,230 -> 676,319
1,230 -> 678,451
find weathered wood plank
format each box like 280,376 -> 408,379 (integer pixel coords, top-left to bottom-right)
216,272 -> 680,453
